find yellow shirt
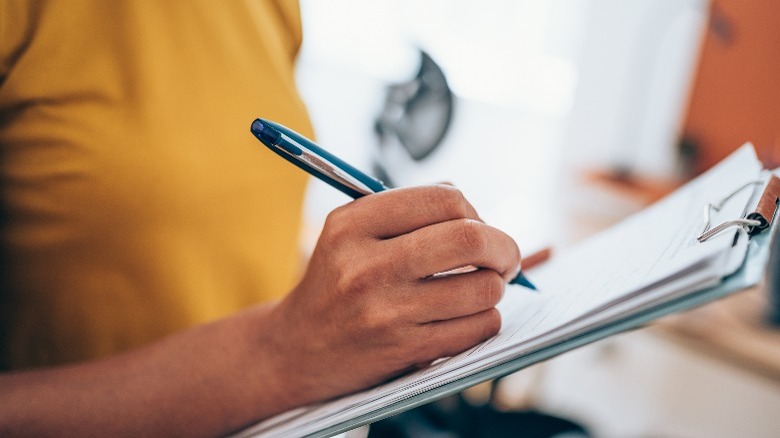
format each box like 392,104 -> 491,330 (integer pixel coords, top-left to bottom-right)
0,0 -> 312,369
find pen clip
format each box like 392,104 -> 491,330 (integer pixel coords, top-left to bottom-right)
274,134 -> 377,197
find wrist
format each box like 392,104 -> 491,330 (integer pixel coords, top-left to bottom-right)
239,300 -> 313,419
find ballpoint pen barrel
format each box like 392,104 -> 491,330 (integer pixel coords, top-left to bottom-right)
251,118 -> 538,292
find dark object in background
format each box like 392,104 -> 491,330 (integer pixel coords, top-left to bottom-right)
374,50 -> 454,187
766,225 -> 780,326
367,395 -> 589,438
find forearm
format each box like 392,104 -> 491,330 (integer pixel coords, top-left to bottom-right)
0,302 -> 295,437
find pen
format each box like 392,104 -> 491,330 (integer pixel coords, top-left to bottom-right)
251,118 -> 537,290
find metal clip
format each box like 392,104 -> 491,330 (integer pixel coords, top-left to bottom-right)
698,180 -> 763,242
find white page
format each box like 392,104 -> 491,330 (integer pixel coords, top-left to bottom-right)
239,144 -> 762,438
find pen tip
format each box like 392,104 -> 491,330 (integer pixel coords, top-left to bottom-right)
510,273 -> 538,291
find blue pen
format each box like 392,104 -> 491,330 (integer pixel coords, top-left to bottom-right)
250,118 -> 537,290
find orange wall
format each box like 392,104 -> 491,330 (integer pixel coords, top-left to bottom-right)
682,0 -> 780,173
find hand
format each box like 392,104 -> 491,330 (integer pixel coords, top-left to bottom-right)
259,185 -> 522,408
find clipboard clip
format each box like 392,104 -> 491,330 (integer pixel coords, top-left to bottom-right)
698,173 -> 780,242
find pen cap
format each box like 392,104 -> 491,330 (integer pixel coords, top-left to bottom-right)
251,119 -> 281,146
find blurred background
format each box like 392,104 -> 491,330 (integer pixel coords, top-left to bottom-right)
295,0 -> 780,436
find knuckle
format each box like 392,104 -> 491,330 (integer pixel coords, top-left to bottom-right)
322,206 -> 351,240
351,304 -> 376,332
332,251 -> 395,300
483,308 -> 502,338
478,274 -> 505,309
435,185 -> 470,218
455,219 -> 487,256
324,204 -> 348,227
334,264 -> 370,298
357,305 -> 390,330
356,298 -> 399,333
332,266 -> 352,296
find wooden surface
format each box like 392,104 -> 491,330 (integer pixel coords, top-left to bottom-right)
657,286 -> 780,382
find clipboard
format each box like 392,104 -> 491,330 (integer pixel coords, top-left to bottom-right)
303,173 -> 780,438
309,208 -> 778,438
237,144 -> 779,438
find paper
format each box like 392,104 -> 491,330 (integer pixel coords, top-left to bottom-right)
237,144 -> 764,438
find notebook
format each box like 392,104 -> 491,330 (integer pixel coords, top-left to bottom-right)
236,144 -> 778,438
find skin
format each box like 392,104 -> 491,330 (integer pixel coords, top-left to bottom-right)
0,185 -> 524,437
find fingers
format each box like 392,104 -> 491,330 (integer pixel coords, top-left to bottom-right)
385,218 -> 522,281
329,185 -> 481,239
398,270 -> 505,323
409,309 -> 501,365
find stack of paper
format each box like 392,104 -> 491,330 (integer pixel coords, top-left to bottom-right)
237,145 -> 771,438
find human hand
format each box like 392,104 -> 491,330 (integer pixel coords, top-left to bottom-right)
259,185 -> 522,408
